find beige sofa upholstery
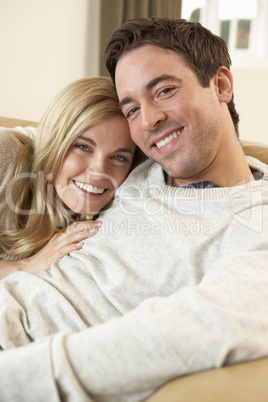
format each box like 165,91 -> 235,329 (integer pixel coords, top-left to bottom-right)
1,116 -> 268,401
148,357 -> 268,402
0,116 -> 38,128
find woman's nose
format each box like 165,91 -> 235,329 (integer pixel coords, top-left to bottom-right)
85,156 -> 108,177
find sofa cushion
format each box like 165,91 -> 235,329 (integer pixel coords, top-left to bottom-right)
148,357 -> 268,402
241,139 -> 268,164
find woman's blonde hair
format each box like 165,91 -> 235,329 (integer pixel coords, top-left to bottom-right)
2,76 -> 142,258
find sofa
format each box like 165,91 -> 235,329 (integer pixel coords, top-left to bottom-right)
1,116 -> 268,401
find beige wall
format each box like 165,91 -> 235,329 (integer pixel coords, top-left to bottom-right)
232,68 -> 268,143
0,0 -> 100,122
0,0 -> 267,144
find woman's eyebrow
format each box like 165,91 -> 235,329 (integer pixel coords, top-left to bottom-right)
77,136 -> 96,146
76,138 -> 133,155
114,148 -> 134,154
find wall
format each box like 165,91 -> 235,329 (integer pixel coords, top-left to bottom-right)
0,0 -> 267,144
0,0 -> 100,122
232,68 -> 268,143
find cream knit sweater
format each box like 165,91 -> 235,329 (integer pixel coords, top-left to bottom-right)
0,129 -> 34,260
0,153 -> 268,401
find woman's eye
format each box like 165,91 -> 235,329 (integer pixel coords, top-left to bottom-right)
74,143 -> 90,151
112,155 -> 129,163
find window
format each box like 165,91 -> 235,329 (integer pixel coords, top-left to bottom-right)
181,0 -> 268,68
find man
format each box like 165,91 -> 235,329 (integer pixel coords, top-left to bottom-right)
0,18 -> 268,402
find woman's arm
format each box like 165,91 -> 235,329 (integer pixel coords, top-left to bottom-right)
0,220 -> 101,279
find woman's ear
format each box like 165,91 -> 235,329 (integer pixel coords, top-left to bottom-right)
213,66 -> 233,104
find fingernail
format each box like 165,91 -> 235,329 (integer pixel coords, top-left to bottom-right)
94,221 -> 102,227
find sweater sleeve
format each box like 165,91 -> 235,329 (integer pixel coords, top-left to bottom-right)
0,126 -> 37,139
1,250 -> 268,402
0,131 -> 32,260
0,133 -> 22,232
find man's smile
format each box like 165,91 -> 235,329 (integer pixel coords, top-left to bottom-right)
154,128 -> 183,149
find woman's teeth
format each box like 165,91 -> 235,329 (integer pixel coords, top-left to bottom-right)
75,181 -> 105,194
156,130 -> 181,149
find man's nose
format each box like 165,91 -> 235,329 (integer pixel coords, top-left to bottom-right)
141,104 -> 166,131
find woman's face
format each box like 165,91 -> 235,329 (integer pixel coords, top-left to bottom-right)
54,114 -> 136,216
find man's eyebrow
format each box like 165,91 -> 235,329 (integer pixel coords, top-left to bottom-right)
119,96 -> 133,110
119,74 -> 182,109
146,74 -> 181,90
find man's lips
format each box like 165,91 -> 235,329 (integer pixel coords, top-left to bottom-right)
151,128 -> 183,149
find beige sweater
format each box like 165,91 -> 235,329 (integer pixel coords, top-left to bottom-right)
0,130 -> 33,260
0,155 -> 268,401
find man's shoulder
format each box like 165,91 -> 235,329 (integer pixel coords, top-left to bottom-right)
118,159 -> 157,190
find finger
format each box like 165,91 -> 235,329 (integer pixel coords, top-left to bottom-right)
50,242 -> 85,262
65,220 -> 102,235
54,226 -> 99,249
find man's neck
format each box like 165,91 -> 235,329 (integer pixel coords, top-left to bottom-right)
170,141 -> 254,188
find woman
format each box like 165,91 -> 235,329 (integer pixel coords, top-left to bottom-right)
0,77 -> 143,278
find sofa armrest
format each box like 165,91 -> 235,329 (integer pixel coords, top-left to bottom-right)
147,357 -> 268,402
240,139 -> 268,164
0,116 -> 38,128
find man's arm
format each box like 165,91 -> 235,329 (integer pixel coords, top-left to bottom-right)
1,250 -> 268,402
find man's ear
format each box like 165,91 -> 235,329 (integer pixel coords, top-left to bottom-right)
213,66 -> 233,104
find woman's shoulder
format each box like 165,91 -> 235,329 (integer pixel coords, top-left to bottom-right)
0,130 -> 27,161
0,130 -> 33,174
0,130 -> 33,234
0,129 -> 33,149
0,130 -> 33,189
0,133 -> 23,181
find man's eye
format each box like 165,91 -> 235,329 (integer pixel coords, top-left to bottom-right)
126,107 -> 139,119
160,87 -> 174,96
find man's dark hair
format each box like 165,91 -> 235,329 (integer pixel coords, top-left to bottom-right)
104,17 -> 240,136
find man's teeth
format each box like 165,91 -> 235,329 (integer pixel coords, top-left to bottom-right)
75,181 -> 105,194
155,130 -> 181,149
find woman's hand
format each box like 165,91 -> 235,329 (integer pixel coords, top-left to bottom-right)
23,220 -> 102,274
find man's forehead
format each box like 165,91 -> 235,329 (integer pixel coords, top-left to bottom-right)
115,46 -> 187,102
115,45 -> 186,81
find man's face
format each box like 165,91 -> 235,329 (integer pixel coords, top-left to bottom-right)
115,44 -> 226,186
